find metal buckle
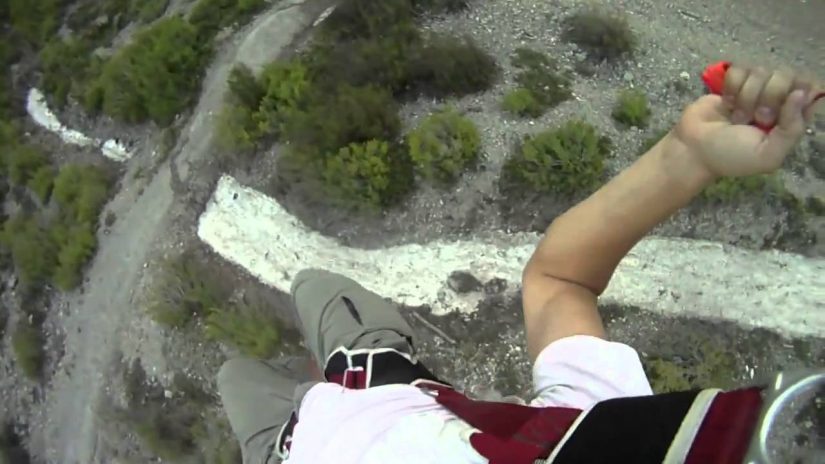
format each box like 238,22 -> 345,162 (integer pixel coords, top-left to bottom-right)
744,369 -> 825,464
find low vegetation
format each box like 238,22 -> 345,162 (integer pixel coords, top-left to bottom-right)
408,108 -> 481,183
501,120 -> 611,196
644,340 -> 737,393
612,89 -> 651,128
701,174 -> 782,202
504,48 -> 572,118
0,423 -> 31,464
562,7 -> 638,62
205,301 -> 284,358
189,0 -> 268,38
12,321 -> 45,380
8,0 -> 61,45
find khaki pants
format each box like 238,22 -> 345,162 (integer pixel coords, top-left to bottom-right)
217,269 -> 417,464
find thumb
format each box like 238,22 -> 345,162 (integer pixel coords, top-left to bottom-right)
756,89 -> 807,171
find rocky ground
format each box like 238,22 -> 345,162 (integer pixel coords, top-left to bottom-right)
1,0 -> 824,463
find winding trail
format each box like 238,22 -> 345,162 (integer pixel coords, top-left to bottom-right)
30,3 -> 317,462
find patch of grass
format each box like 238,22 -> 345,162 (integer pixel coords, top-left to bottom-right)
319,0 -> 415,41
136,0 -> 169,23
612,89 -> 651,128
52,164 -> 112,224
562,7 -> 638,62
8,0 -> 61,45
89,17 -> 213,125
501,120 -> 611,196
205,301 -> 284,358
510,48 -> 572,115
701,174 -> 782,202
27,165 -> 55,203
644,340 -> 737,393
321,139 -> 413,209
147,252 -> 231,328
1,216 -> 57,290
189,0 -> 268,38
502,88 -> 543,118
12,321 -> 45,380
50,223 -> 98,290
408,108 -> 481,183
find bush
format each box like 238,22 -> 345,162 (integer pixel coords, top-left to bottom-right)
256,60 -> 311,135
510,48 -> 572,113
39,38 -> 95,107
205,302 -> 283,358
51,223 -> 97,290
189,0 -> 268,37
562,8 -> 638,61
410,34 -> 498,98
9,0 -> 61,45
147,253 -> 231,328
12,321 -> 45,380
1,216 -> 57,289
501,120 -> 611,195
410,0 -> 468,14
283,85 -> 401,157
227,65 -> 265,109
408,108 -> 480,183
7,145 -> 48,185
613,89 -> 651,128
319,0 -> 415,40
136,0 -> 169,23
215,103 -> 260,152
52,164 -> 111,224
806,196 -> 825,217
93,17 -> 212,125
321,140 -> 413,208
502,88 -> 543,118
27,165 -> 55,203
702,175 -> 781,202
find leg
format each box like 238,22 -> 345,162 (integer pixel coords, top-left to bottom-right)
290,269 -> 416,368
217,356 -> 315,464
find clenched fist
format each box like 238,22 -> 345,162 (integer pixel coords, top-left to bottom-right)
672,65 -> 822,178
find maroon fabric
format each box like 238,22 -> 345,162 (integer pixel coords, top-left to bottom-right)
327,369 -> 368,389
426,384 -> 581,464
685,387 -> 763,464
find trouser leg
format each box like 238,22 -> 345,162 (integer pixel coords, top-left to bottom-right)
290,269 -> 417,368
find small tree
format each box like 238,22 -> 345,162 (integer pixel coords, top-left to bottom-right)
408,108 -> 481,183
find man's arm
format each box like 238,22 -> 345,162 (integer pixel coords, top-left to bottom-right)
522,66 -> 820,360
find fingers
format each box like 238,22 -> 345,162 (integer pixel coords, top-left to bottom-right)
722,65 -> 815,127
757,89 -> 808,170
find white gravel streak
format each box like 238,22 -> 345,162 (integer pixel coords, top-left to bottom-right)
26,88 -> 134,162
199,175 -> 825,338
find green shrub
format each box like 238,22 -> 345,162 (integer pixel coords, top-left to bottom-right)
12,321 -> 45,380
216,103 -> 260,152
283,85 -> 401,157
9,0 -> 61,45
227,65 -> 265,109
501,120 -> 611,195
189,0 -> 268,38
702,175 -> 781,202
502,88 -> 543,118
7,145 -> 48,185
27,165 -> 55,203
93,17 -> 212,125
134,408 -> 199,461
806,196 -> 825,216
408,108 -> 480,183
39,38 -> 95,107
205,302 -> 283,358
52,223 -> 97,290
410,34 -> 498,98
321,139 -> 413,208
562,8 -> 637,61
612,89 -> 651,128
1,216 -> 57,288
147,253 -> 231,328
52,164 -> 111,224
510,48 -> 572,113
256,60 -> 311,135
320,0 -> 415,40
136,0 -> 169,23
639,128 -> 670,155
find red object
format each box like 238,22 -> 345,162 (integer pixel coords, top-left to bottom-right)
685,387 -> 763,464
701,60 -> 825,132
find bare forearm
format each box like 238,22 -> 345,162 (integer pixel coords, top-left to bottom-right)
529,133 -> 717,294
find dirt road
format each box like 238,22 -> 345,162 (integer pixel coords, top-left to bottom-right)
28,2 -> 320,462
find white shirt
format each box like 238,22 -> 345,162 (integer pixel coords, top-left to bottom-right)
284,335 -> 653,464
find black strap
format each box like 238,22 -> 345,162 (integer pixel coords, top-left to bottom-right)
324,350 -> 450,387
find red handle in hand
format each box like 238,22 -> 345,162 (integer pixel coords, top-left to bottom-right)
701,60 -> 824,133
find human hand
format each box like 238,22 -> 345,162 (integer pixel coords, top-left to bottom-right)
672,65 -> 822,178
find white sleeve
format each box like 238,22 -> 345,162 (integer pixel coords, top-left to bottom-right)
530,335 -> 653,410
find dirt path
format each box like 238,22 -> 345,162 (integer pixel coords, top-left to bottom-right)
27,3 -> 320,462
